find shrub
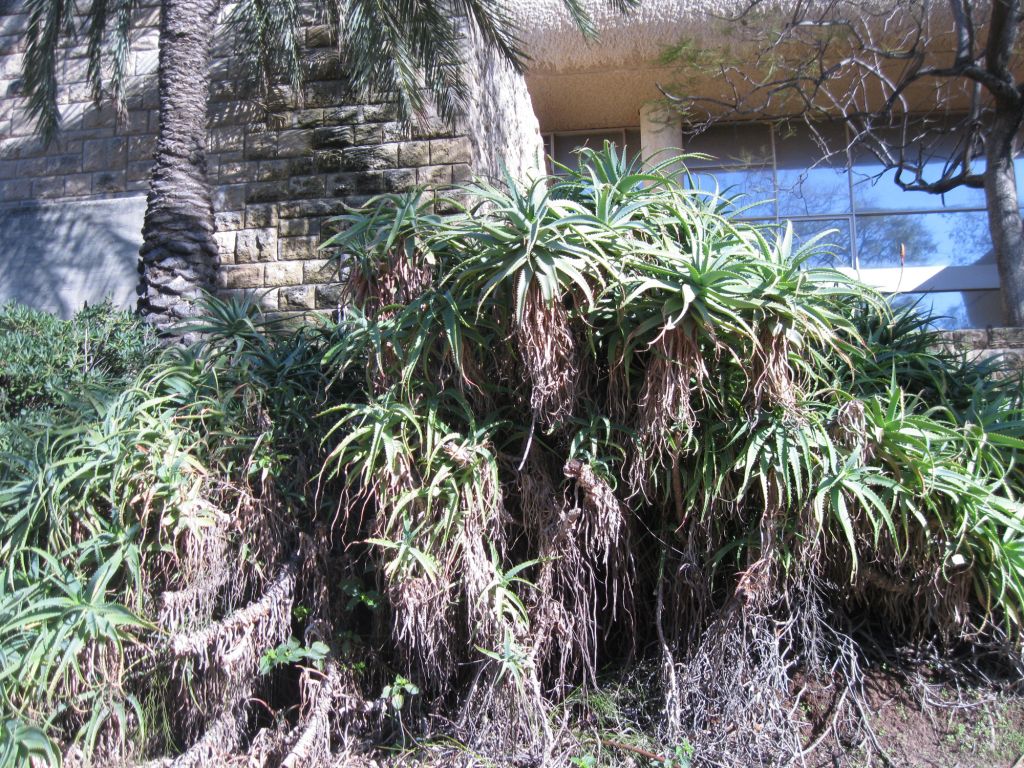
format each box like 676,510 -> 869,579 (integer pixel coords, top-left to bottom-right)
0,301 -> 156,420
2,147 -> 1023,767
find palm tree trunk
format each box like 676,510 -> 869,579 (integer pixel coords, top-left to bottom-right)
137,0 -> 219,331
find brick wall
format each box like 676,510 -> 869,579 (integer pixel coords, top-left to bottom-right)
0,3 -> 542,317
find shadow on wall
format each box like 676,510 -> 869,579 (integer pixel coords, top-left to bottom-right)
0,197 -> 145,318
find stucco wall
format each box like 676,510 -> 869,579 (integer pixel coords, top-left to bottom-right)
0,3 -> 542,318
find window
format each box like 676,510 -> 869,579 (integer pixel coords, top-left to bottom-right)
543,123 -> 1011,329
543,129 -> 642,175
681,122 -> 1012,329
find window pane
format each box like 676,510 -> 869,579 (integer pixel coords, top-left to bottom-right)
681,124 -> 773,168
776,168 -> 851,215
775,123 -> 851,216
625,129 -> 642,155
890,290 -> 1004,329
789,218 -> 853,268
851,159 -> 987,212
685,167 -> 776,217
856,211 -> 992,267
551,131 -> 634,172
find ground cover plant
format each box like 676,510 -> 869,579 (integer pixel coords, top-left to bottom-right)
2,146 -> 1024,767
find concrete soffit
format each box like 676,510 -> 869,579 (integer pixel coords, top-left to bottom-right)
508,0 -> 958,132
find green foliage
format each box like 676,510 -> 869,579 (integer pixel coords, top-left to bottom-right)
381,675 -> 420,712
0,718 -> 61,768
0,301 -> 156,420
0,293 -> 341,764
4,148 -> 1024,765
258,637 -> 330,675
228,0 -> 638,130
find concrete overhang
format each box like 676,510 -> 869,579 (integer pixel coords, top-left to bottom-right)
508,0 -> 972,132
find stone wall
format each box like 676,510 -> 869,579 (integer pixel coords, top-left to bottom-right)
0,3 -> 543,317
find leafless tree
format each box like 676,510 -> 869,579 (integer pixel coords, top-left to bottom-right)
663,0 -> 1024,325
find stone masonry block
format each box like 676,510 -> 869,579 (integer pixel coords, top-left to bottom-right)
0,180 -> 28,202
19,154 -> 81,176
32,177 -> 63,199
323,106 -> 360,125
292,109 -> 325,128
219,264 -> 264,289
303,259 -> 338,284
430,138 -> 471,165
235,228 -> 277,263
353,124 -> 382,145
245,132 -> 278,160
279,217 -> 319,237
245,204 -> 278,228
988,328 -> 1024,349
246,181 -> 289,204
340,144 -> 398,172
128,135 -> 156,162
452,163 -> 472,184
278,199 -> 347,218
314,150 -> 346,173
64,174 -> 92,196
264,260 -> 303,287
215,184 -> 246,212
210,126 -> 245,153
328,171 -> 383,197
306,25 -> 333,48
289,175 -> 325,197
256,288 -> 280,312
277,129 -> 314,157
220,160 -> 250,183
279,285 -> 315,311
362,103 -> 398,123
417,165 -> 452,188
214,231 -> 237,262
381,122 -> 410,142
288,157 -> 314,176
315,282 -> 344,309
257,159 -> 290,181
398,141 -> 430,167
92,171 -> 126,193
0,54 -> 23,79
215,211 -> 244,230
304,51 -> 342,81
83,137 -> 127,172
313,125 -> 354,150
383,168 -> 416,192
304,81 -> 346,108
278,235 -> 319,261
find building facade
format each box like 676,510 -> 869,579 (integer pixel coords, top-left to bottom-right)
0,0 -> 1018,333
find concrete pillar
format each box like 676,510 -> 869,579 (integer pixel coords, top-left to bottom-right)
640,102 -> 682,175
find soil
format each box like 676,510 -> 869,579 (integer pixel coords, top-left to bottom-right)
807,669 -> 1024,768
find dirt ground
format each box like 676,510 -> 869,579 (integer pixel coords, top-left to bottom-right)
807,671 -> 1024,768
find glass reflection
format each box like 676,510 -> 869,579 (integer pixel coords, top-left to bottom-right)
776,167 -> 851,215
855,211 -> 993,267
851,160 -> 987,212
890,290 -> 1004,329
789,218 -> 853,268
682,124 -> 773,168
685,167 -> 776,217
775,123 -> 850,216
